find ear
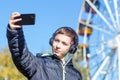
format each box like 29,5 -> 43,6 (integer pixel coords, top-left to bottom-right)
49,37 -> 54,46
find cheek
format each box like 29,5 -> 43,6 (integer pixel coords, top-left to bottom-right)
62,46 -> 71,52
52,41 -> 56,48
52,44 -> 55,51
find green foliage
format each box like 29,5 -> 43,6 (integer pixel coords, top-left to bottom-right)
73,52 -> 90,80
0,47 -> 27,80
0,47 -> 90,80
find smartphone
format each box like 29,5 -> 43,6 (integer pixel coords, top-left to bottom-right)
15,14 -> 35,25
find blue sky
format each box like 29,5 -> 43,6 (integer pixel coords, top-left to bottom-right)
0,0 -> 83,55
1,0 -> 119,79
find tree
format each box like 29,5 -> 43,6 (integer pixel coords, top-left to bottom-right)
0,47 -> 27,80
72,50 -> 90,80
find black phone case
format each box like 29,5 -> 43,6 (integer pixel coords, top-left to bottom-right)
15,14 -> 35,25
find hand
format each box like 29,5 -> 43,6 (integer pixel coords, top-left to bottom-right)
9,12 -> 22,30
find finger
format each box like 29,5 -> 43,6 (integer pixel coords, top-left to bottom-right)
13,25 -> 22,28
10,25 -> 22,30
11,12 -> 21,20
9,18 -> 22,25
14,18 -> 22,24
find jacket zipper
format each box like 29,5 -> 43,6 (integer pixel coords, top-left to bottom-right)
61,63 -> 66,80
60,57 -> 72,80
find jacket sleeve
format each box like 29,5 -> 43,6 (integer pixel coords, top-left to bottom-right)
6,25 -> 38,78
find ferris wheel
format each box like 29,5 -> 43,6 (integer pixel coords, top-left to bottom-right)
74,0 -> 120,80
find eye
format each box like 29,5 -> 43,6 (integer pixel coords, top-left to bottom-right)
54,39 -> 59,43
62,42 -> 68,46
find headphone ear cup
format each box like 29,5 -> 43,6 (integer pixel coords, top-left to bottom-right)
69,45 -> 77,54
69,42 -> 78,54
49,37 -> 54,46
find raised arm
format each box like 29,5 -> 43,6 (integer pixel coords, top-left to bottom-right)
6,12 -> 37,78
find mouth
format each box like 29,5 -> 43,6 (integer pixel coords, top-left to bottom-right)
53,49 -> 60,54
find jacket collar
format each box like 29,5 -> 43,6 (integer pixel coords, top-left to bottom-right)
51,54 -> 73,67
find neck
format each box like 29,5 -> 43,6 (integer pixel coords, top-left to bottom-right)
61,58 -> 66,64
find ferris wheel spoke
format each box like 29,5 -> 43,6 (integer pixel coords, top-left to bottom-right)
77,0 -> 120,80
78,0 -> 85,21
85,0 -> 115,32
92,60 -> 107,80
103,52 -> 116,80
91,51 -> 113,80
90,58 -> 103,71
112,51 -> 117,71
110,54 -> 118,80
81,22 -> 112,35
116,34 -> 120,80
104,0 -> 118,31
114,0 -> 120,29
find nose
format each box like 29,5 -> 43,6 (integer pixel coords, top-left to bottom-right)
56,42 -> 61,48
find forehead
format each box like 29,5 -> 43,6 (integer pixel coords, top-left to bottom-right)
54,28 -> 74,38
55,34 -> 72,43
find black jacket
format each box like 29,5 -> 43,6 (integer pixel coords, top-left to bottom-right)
7,26 -> 82,80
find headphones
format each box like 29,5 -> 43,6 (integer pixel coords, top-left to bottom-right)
49,27 -> 78,54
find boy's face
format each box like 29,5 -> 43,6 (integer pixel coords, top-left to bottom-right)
52,34 -> 72,59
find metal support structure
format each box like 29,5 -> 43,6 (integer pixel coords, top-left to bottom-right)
78,0 -> 120,80
85,0 -> 115,32
104,0 -> 117,31
115,35 -> 120,80
81,23 -> 112,35
92,55 -> 110,80
114,0 -> 120,30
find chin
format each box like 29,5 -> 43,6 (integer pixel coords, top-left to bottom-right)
53,52 -> 59,55
53,52 -> 60,57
